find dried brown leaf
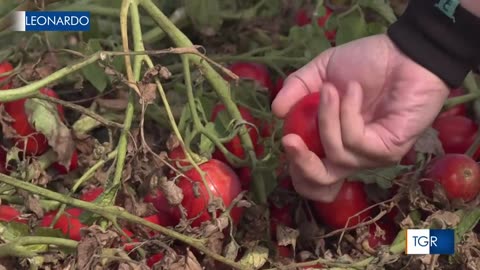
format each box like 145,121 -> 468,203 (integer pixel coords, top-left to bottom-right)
139,82 -> 157,104
238,245 -> 269,269
158,176 -> 183,205
223,240 -> 240,261
25,194 -> 44,218
169,250 -> 202,270
425,210 -> 461,228
413,127 -> 444,156
276,225 -> 299,248
96,98 -> 128,110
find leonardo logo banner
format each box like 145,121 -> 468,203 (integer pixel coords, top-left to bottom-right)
406,229 -> 455,255
11,11 -> 90,32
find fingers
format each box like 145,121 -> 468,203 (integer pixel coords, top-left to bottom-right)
272,51 -> 332,118
318,83 -> 377,167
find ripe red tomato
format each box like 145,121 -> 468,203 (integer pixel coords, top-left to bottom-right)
173,159 -> 243,227
276,244 -> 293,257
0,61 -> 13,90
144,213 -> 176,228
366,220 -> 398,249
65,208 -> 83,218
0,205 -> 28,223
80,187 -> 104,202
294,8 -> 311,26
438,88 -> 467,118
210,104 -> 260,164
400,148 -> 417,165
237,167 -> 252,190
169,146 -> 190,168
312,181 -> 372,230
432,115 -> 480,159
146,252 -> 164,268
52,150 -> 79,174
283,92 -> 324,158
40,211 -> 85,241
143,190 -> 179,226
422,154 -> 480,202
228,62 -> 273,91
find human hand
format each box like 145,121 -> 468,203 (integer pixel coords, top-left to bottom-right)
272,34 -> 450,202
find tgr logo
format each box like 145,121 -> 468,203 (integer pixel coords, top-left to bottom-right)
406,229 -> 455,255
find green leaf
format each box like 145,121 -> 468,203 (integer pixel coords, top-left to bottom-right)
25,98 -> 75,167
359,0 -> 397,24
351,165 -> 411,189
0,222 -> 30,241
455,208 -> 480,240
81,39 -> 109,92
335,8 -> 369,45
367,22 -> 387,35
199,122 -> 216,156
184,0 -> 223,36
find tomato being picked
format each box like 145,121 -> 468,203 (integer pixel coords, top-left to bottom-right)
283,92 -> 324,158
421,154 -> 480,202
312,181 -> 372,230
432,115 -> 480,159
228,62 -> 273,92
210,104 -> 260,164
173,159 -> 243,227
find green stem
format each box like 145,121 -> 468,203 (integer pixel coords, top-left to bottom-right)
140,0 -> 266,203
0,236 -> 78,258
443,92 -> 480,109
0,173 -> 249,270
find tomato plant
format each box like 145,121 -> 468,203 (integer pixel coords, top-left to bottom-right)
173,159 -> 243,227
0,61 -> 13,90
0,205 -> 27,223
432,115 -> 480,159
52,149 -> 79,174
211,104 -> 260,164
422,154 -> 480,202
228,62 -> 273,92
438,88 -> 467,118
312,181 -> 372,229
283,92 -> 324,158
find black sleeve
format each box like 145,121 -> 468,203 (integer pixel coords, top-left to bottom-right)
387,0 -> 480,88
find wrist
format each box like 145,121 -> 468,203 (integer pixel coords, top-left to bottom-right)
461,0 -> 480,17
387,0 -> 480,88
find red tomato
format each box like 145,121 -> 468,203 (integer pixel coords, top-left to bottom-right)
312,181 -> 372,230
0,205 -> 28,223
400,148 -> 417,165
210,104 -> 260,164
169,146 -> 190,168
422,154 -> 480,202
294,8 -> 311,26
80,187 -> 104,202
228,62 -> 273,91
173,159 -> 243,227
367,220 -> 398,249
52,150 -> 79,174
283,92 -> 324,158
270,204 -> 293,239
40,211 -> 85,241
276,245 -> 293,257
432,115 -> 480,159
122,229 -> 140,252
65,208 -> 83,218
144,213 -> 176,228
0,61 -> 13,90
143,190 -> 179,226
146,252 -> 164,268
438,88 -> 467,118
